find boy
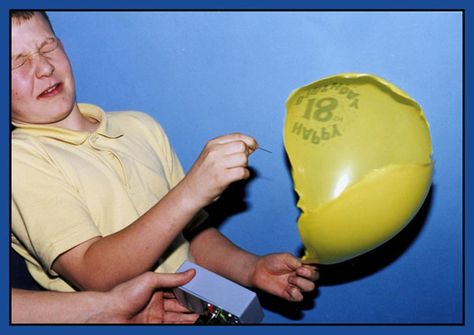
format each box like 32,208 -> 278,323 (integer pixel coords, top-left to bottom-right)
11,11 -> 317,305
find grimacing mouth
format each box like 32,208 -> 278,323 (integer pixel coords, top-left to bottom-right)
37,82 -> 61,98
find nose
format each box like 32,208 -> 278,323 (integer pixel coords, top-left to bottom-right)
34,54 -> 55,78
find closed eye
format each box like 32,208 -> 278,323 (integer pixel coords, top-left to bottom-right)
11,55 -> 29,69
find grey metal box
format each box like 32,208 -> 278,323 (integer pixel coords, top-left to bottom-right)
174,260 -> 264,324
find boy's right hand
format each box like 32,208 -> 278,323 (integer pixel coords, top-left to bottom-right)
181,133 -> 257,208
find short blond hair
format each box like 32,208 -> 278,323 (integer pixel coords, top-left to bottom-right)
11,11 -> 55,33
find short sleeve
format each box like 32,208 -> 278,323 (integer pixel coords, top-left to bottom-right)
12,138 -> 101,274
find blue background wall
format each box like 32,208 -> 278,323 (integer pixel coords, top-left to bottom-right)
47,11 -> 462,324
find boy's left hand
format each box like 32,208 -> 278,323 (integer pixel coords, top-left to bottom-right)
250,253 -> 319,302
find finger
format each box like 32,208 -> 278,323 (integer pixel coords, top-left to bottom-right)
164,298 -> 195,313
213,140 -> 257,158
222,152 -> 249,169
164,312 -> 200,324
146,269 -> 196,290
220,140 -> 252,155
210,133 -> 257,152
296,265 -> 320,281
279,253 -> 302,271
163,291 -> 177,299
226,167 -> 251,182
288,275 -> 316,292
285,285 -> 304,302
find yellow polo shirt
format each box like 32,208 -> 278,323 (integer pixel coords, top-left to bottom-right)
12,103 -> 205,292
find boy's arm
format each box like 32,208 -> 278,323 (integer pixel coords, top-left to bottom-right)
52,180 -> 202,290
52,134 -> 257,291
188,227 -> 259,287
189,227 -> 319,302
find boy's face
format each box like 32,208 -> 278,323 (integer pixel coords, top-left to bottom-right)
11,13 -> 76,125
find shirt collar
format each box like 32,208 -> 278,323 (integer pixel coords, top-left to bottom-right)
12,103 -> 123,145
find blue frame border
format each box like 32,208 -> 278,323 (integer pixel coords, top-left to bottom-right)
2,1 -> 470,334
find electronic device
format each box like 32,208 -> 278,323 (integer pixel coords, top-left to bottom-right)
173,260 -> 264,324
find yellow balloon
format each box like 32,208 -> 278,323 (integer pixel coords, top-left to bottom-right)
284,73 -> 433,264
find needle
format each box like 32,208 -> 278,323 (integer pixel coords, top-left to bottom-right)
257,146 -> 272,154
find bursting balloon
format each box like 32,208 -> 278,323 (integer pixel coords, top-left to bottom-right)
284,73 -> 433,264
